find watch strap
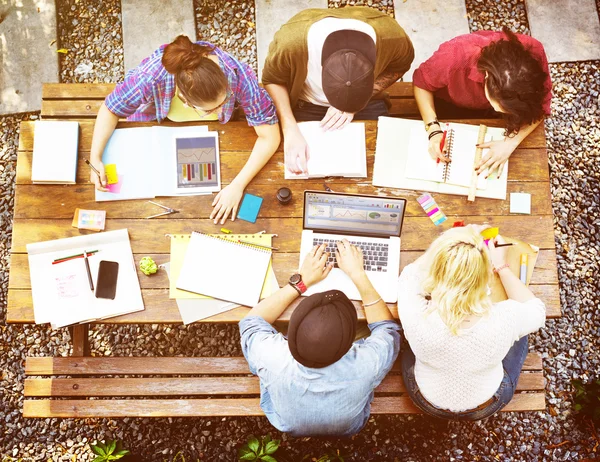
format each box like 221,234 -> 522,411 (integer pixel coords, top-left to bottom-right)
288,282 -> 302,295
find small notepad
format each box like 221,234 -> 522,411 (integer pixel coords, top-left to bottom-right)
176,232 -> 272,306
31,121 -> 79,184
510,193 -> 531,214
238,193 -> 263,223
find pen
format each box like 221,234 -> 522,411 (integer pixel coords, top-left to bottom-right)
83,249 -> 94,291
238,240 -> 279,251
53,250 -> 99,264
519,254 -> 528,284
85,159 -> 102,180
495,243 -> 514,248
437,130 -> 447,165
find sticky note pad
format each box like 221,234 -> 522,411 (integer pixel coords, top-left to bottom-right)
510,193 -> 531,214
480,227 -> 499,240
237,193 -> 263,223
107,175 -> 124,193
417,194 -> 447,226
104,164 -> 118,185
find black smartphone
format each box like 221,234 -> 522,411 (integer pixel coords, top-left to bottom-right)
95,260 -> 119,300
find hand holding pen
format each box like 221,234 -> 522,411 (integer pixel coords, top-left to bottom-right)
85,159 -> 109,192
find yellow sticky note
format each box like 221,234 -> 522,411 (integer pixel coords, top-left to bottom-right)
105,164 -> 118,185
481,227 -> 499,240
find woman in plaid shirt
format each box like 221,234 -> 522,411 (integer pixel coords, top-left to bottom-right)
89,35 -> 280,223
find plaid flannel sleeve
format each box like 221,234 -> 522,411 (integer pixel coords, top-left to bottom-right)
104,67 -> 151,118
236,62 -> 278,127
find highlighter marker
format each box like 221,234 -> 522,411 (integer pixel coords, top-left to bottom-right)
519,254 -> 528,284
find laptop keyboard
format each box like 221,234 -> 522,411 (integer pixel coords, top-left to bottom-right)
312,238 -> 389,272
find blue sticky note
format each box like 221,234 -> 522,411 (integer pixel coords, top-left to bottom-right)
237,193 -> 263,223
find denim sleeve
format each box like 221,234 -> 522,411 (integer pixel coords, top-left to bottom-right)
360,320 -> 402,386
239,316 -> 279,375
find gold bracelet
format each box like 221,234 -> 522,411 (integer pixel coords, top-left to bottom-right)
363,297 -> 382,308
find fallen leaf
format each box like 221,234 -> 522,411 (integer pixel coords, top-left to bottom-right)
101,22 -> 106,27
49,39 -> 56,46
246,21 -> 254,27
56,48 -> 68,54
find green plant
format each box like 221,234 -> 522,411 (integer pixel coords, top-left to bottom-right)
165,452 -> 199,462
90,440 -> 130,462
572,378 -> 600,424
302,449 -> 345,462
238,435 -> 280,461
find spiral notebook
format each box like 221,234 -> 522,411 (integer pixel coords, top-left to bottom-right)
404,123 -> 487,189
176,232 -> 272,306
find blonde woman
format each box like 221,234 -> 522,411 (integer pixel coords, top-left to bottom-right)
397,225 -> 546,420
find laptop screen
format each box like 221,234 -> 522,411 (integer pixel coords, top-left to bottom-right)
304,191 -> 406,237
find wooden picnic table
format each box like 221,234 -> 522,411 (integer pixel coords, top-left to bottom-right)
7,84 -> 561,329
14,83 -> 558,417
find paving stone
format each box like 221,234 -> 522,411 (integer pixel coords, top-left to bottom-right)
255,0 -> 328,81
394,0 -> 470,81
527,0 -> 600,62
0,0 -> 59,115
121,0 -> 196,72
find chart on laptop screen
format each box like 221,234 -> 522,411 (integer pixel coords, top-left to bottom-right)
305,192 -> 405,237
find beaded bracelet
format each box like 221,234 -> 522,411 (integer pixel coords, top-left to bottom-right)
493,263 -> 510,274
363,297 -> 382,308
428,130 -> 443,140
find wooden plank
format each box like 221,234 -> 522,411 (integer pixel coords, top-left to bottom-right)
7,282 -> 561,324
9,216 -> 558,254
6,249 -> 559,290
385,83 -> 414,98
69,324 -> 89,357
43,83 -> 116,99
24,353 -> 543,376
388,99 -> 420,117
24,371 -> 543,397
22,392 -> 545,418
12,181 -> 553,219
18,119 -> 548,152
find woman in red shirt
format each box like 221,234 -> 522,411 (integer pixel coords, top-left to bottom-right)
412,28 -> 552,177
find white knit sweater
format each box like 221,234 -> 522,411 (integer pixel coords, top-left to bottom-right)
397,263 -> 546,412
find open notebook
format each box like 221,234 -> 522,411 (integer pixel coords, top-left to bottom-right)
405,123 -> 488,190
176,232 -> 272,307
373,117 -> 507,200
285,122 -> 367,179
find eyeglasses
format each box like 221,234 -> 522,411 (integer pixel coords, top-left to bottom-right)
180,89 -> 232,116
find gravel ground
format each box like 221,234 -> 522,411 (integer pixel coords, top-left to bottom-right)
328,0 -> 395,16
194,0 -> 258,75
56,0 -> 124,83
2,0 -> 600,460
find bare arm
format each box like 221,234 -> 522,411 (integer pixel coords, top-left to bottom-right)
372,70 -> 402,96
210,122 -> 281,224
264,83 -> 309,175
244,244 -> 333,324
413,85 -> 448,162
335,239 -> 394,324
489,237 -> 536,303
89,102 -> 119,190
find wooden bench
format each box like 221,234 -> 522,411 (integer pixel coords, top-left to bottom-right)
13,83 -> 558,418
23,354 -> 545,417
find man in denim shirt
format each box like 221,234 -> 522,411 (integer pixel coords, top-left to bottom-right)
239,240 -> 401,436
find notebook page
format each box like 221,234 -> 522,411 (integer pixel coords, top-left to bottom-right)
31,121 -> 79,184
404,125 -> 446,183
176,232 -> 272,306
285,122 -> 367,178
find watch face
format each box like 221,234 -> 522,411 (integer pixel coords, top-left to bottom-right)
289,273 -> 302,285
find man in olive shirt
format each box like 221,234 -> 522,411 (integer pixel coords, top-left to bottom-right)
262,6 -> 414,175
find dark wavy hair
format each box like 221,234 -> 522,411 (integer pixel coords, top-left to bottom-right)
162,35 -> 228,106
477,28 -> 548,135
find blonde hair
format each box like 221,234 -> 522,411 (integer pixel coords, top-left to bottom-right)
422,227 -> 493,335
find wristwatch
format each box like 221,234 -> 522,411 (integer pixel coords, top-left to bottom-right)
288,273 -> 307,295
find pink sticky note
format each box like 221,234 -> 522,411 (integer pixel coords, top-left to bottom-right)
107,175 -> 124,193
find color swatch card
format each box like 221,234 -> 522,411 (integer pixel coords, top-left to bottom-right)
238,193 -> 263,223
417,194 -> 447,226
72,208 -> 106,231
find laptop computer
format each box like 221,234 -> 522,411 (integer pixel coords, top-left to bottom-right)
299,191 -> 407,303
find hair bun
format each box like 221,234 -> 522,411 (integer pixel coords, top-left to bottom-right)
162,35 -> 211,74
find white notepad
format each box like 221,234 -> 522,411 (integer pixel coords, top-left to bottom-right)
31,121 -> 79,184
285,122 -> 367,179
176,232 -> 272,307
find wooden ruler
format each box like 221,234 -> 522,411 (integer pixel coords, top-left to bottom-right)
467,124 -> 488,202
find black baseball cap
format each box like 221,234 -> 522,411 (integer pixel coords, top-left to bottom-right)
321,30 -> 376,113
